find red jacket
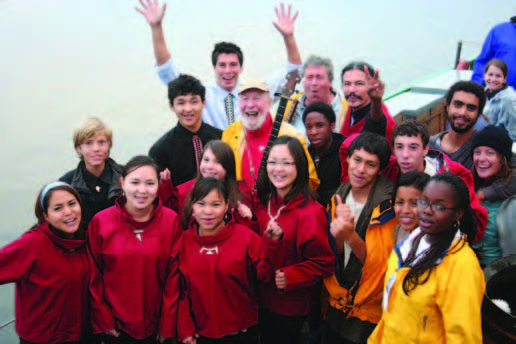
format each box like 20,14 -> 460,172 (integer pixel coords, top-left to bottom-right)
88,197 -> 182,339
339,102 -> 396,148
252,194 -> 334,316
178,219 -> 281,340
0,223 -> 89,344
340,143 -> 488,243
158,179 -> 195,219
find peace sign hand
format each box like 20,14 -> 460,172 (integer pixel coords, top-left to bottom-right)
273,3 -> 299,37
135,0 -> 167,27
364,66 -> 385,102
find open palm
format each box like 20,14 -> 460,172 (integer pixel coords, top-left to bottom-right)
135,0 -> 166,27
273,3 -> 298,37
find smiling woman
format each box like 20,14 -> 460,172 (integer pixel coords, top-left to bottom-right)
87,155 -> 182,343
0,182 -> 89,344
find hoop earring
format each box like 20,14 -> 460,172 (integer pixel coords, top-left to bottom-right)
454,220 -> 461,229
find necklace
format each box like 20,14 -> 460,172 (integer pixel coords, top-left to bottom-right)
268,196 -> 286,221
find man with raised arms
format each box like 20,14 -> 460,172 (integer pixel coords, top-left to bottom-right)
136,0 -> 303,130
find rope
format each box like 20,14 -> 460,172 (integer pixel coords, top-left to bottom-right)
0,318 -> 14,330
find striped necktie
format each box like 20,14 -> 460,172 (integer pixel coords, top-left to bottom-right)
192,135 -> 203,170
224,93 -> 235,125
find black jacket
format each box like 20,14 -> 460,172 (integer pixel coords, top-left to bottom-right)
308,133 -> 345,207
60,158 -> 122,227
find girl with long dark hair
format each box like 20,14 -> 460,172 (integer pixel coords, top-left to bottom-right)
0,182 -> 89,344
252,135 -> 334,344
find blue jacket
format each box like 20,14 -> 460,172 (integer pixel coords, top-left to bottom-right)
472,18 -> 516,88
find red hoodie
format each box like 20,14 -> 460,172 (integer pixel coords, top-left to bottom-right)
178,219 -> 281,341
252,194 -> 334,316
88,196 -> 182,339
0,223 -> 89,344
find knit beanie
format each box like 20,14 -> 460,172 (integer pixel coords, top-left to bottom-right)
471,125 -> 513,161
302,101 -> 336,124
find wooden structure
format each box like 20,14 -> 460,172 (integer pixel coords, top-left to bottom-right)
385,70 -> 473,136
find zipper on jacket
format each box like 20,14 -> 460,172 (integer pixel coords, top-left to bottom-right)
422,315 -> 428,331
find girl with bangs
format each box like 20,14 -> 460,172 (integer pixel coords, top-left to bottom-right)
179,178 -> 283,344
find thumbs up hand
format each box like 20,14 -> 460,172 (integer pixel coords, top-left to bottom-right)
330,195 -> 356,242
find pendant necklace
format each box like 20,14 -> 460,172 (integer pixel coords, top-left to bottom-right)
268,195 -> 286,221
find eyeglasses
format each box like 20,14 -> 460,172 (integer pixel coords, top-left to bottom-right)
416,199 -> 458,214
266,160 -> 296,168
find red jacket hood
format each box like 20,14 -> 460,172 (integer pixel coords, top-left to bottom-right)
115,195 -> 163,228
37,222 -> 86,251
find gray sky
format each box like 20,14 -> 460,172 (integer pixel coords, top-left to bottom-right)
0,0 -> 512,233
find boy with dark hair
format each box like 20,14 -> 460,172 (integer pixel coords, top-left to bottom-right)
323,132 -> 396,344
211,42 -> 243,67
429,81 -> 487,169
303,102 -> 345,206
149,74 -> 222,186
391,121 -> 487,243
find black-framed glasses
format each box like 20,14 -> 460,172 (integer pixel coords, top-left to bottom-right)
416,199 -> 458,214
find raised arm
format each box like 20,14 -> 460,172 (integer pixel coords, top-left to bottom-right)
472,28 -> 495,86
136,0 -> 171,65
273,3 -> 301,65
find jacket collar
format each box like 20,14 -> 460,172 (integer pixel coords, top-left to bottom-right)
115,195 -> 162,228
188,217 -> 235,245
37,222 -> 86,251
71,157 -> 122,199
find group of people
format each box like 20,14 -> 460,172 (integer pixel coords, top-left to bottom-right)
2,2 -> 516,344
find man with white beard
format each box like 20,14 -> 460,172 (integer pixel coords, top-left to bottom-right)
222,80 -> 319,195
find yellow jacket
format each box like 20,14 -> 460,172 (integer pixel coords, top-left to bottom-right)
368,235 -> 485,344
221,116 -> 319,190
324,201 -> 398,326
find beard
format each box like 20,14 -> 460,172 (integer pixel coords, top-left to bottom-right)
241,112 -> 268,131
449,116 -> 477,133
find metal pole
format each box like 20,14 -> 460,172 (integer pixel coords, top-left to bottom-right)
455,40 -> 463,69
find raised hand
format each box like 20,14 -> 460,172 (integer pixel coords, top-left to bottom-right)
364,65 -> 385,102
275,269 -> 287,289
273,3 -> 299,37
135,0 -> 167,27
237,202 -> 253,220
265,219 -> 283,241
159,168 -> 171,185
330,195 -> 356,242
